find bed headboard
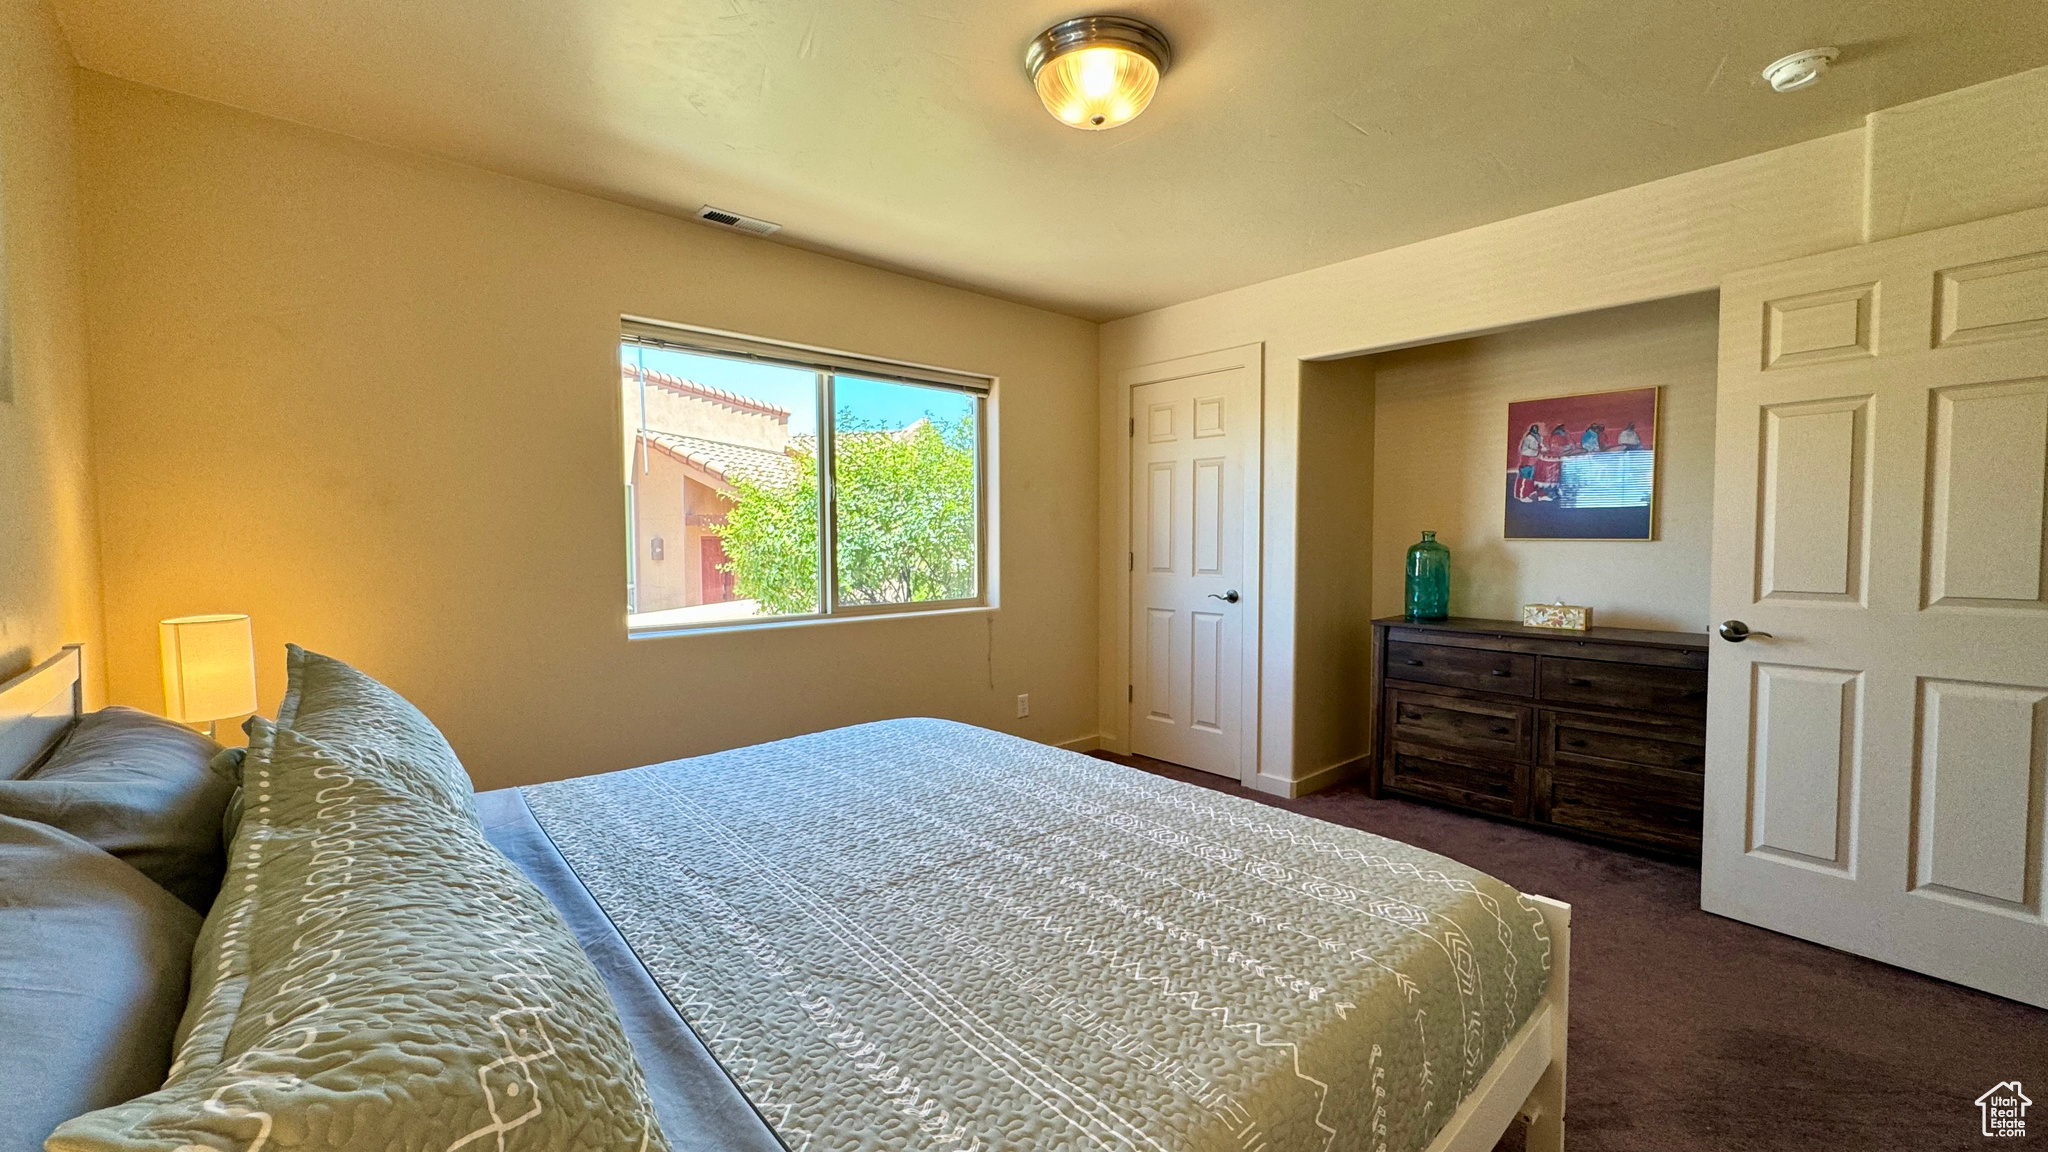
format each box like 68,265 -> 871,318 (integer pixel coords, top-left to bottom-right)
0,645 -> 84,780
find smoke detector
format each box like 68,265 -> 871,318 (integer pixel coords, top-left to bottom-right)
1762,48 -> 1839,93
695,206 -> 781,236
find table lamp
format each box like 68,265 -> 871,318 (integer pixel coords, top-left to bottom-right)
159,614 -> 258,739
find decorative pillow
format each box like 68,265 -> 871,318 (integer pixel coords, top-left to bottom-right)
47,716 -> 669,1152
0,708 -> 233,912
0,816 -> 201,1152
219,772 -> 246,847
273,644 -> 476,821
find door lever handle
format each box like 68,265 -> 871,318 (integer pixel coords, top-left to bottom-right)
1208,590 -> 1241,603
1718,620 -> 1773,643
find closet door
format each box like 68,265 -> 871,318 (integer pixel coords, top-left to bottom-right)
1705,205 -> 2048,1008
1128,358 -> 1257,779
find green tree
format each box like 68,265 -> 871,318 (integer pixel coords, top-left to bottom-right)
714,449 -> 821,615
716,412 -> 976,613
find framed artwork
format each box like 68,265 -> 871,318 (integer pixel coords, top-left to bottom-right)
1504,386 -> 1658,540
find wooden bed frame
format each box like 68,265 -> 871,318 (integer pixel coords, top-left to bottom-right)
0,644 -> 1566,1150
0,645 -> 83,780
1425,893 -> 1570,1152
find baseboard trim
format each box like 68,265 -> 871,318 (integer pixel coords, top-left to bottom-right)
1282,753 -> 1372,798
1248,772 -> 1295,798
1092,746 -> 1369,798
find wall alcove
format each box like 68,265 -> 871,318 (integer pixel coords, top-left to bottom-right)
1294,291 -> 1720,780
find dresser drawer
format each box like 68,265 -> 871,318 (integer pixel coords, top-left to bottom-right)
1540,712 -> 1705,774
1383,742 -> 1524,816
1389,689 -> 1531,759
1370,617 -> 1708,857
1539,657 -> 1707,717
1386,641 -> 1536,697
1533,761 -> 1702,855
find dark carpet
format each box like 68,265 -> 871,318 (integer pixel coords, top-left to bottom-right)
1095,752 -> 2047,1152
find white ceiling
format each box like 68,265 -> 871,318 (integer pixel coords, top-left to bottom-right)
52,0 -> 2048,320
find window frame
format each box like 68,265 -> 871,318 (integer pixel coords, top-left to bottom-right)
621,317 -> 993,636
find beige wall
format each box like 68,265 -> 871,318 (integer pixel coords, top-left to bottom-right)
77,74 -> 1099,788
1100,65 -> 2048,791
1291,356 -> 1376,789
1368,293 -> 1719,631
42,51 -> 2048,794
0,0 -> 103,696
1865,68 -> 2048,242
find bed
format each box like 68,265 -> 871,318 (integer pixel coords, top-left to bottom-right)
0,647 -> 1567,1152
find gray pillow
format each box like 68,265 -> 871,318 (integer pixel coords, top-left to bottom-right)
274,644 -> 476,821
48,717 -> 670,1152
0,815 -> 201,1152
220,772 -> 246,847
0,708 -> 234,912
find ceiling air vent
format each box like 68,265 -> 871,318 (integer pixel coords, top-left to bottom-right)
695,206 -> 781,236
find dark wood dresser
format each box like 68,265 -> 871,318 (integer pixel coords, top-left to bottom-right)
1369,616 -> 1709,858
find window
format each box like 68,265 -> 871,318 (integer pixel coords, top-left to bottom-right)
621,320 -> 988,633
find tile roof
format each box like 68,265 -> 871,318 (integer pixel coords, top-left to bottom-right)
623,364 -> 790,420
640,430 -> 799,489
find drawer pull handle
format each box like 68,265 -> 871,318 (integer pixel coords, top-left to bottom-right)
1491,726 -> 1511,736
1566,677 -> 1593,687
1490,669 -> 1513,677
1402,659 -> 1424,666
1682,689 -> 1707,700
1566,739 -> 1589,748
1401,711 -> 1421,721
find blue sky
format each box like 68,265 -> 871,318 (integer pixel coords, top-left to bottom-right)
624,345 -> 971,438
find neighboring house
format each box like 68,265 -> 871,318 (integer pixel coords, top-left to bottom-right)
622,364 -> 798,620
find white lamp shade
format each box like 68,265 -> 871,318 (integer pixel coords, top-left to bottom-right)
159,614 -> 258,724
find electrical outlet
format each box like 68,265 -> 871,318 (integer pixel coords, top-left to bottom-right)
1016,693 -> 1031,718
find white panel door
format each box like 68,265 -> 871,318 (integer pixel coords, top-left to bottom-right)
1131,367 -> 1254,776
1707,205 -> 2048,1008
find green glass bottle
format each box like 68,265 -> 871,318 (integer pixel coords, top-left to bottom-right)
1405,531 -> 1451,620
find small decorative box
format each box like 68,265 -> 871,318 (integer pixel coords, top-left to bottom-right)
1523,601 -> 1591,631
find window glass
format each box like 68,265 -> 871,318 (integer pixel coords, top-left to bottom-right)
621,332 -> 988,632
622,344 -> 821,628
831,376 -> 980,607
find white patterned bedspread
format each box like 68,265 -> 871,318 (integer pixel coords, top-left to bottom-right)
521,719 -> 1551,1152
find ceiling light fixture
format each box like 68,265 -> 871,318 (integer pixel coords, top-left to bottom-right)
1761,47 -> 1839,93
1026,15 -> 1172,131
